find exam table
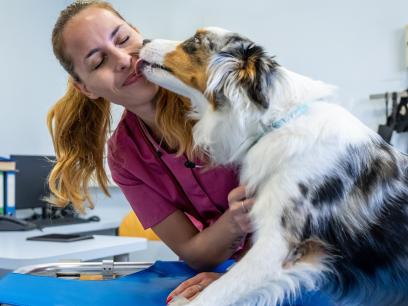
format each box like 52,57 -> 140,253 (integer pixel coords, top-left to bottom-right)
0,260 -> 333,306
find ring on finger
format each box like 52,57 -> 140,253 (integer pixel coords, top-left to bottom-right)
196,284 -> 204,291
241,200 -> 248,213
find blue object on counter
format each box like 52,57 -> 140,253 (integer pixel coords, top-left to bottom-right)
0,260 -> 332,306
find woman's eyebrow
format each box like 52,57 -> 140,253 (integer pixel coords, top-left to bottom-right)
84,24 -> 123,60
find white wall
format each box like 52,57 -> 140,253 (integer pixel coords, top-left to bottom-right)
0,0 -> 407,159
0,1 -> 70,156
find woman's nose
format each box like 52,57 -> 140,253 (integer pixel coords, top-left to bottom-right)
113,49 -> 132,71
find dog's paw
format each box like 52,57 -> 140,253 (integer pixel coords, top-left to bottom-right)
168,295 -> 190,306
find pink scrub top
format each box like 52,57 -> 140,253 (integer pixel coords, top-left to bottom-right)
107,110 -> 239,230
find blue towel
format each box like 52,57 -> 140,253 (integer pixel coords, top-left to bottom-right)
0,261 -> 332,306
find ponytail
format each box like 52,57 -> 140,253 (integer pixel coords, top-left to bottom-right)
47,78 -> 111,212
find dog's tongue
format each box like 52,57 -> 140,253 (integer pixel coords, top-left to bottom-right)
136,59 -> 149,74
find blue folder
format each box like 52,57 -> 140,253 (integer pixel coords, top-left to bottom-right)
0,261 -> 332,306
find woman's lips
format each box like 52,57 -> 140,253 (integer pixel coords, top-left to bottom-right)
123,71 -> 143,87
123,59 -> 149,86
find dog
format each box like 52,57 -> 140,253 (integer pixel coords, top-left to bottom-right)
139,27 -> 408,306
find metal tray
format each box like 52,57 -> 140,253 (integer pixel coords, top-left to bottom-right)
14,260 -> 153,280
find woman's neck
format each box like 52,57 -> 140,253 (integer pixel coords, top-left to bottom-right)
126,96 -> 163,140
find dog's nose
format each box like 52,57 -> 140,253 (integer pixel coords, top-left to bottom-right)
142,39 -> 151,46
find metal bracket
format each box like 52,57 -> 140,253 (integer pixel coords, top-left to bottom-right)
101,260 -> 114,279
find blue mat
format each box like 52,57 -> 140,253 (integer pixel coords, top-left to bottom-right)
0,261 -> 333,306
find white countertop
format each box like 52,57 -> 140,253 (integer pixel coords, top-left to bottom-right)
0,234 -> 146,270
0,204 -> 147,270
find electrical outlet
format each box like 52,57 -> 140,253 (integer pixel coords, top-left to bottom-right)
406,25 -> 408,68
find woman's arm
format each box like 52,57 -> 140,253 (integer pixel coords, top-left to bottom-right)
153,209 -> 241,270
110,155 -> 252,269
152,186 -> 254,271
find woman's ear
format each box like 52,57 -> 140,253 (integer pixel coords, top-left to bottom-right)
73,81 -> 99,100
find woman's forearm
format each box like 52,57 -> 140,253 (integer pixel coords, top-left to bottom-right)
180,209 -> 246,271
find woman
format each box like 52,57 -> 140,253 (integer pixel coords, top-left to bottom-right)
47,1 -> 254,302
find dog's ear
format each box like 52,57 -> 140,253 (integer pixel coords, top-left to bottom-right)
207,41 -> 278,110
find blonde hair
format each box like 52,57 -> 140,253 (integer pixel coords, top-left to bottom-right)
47,79 -> 111,211
155,88 -> 196,158
48,1 -> 196,211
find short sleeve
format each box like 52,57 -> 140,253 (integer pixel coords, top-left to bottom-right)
108,155 -> 177,230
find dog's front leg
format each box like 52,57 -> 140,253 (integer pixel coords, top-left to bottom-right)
172,231 -> 326,306
170,234 -> 297,306
184,235 -> 286,306
168,234 -> 283,306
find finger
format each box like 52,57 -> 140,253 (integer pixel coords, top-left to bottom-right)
229,200 -> 241,214
230,199 -> 252,216
167,281 -> 192,298
227,185 -> 246,203
190,292 -> 200,301
230,198 -> 248,213
168,272 -> 222,302
178,284 -> 203,300
167,273 -> 206,298
176,273 -> 222,302
244,198 -> 255,208
201,273 -> 221,285
242,198 -> 256,213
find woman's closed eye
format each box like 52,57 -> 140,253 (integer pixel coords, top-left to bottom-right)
117,35 -> 129,45
93,55 -> 106,70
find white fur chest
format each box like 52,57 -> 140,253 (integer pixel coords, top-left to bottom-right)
240,102 -> 373,196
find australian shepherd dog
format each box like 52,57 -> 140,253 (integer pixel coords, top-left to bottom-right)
139,27 -> 408,306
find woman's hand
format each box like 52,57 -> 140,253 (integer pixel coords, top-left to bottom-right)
166,272 -> 222,304
228,185 -> 255,234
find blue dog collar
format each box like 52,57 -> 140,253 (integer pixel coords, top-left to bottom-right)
249,102 -> 310,150
269,103 -> 309,129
